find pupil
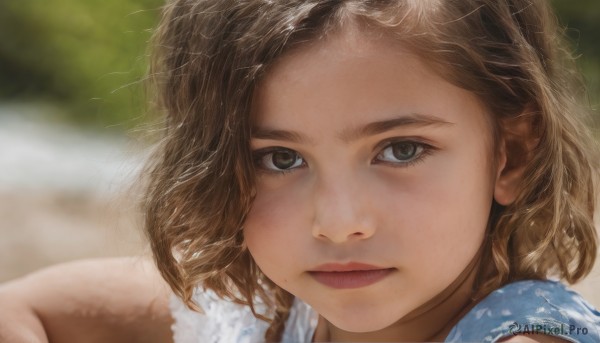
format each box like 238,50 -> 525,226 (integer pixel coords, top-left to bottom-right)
272,150 -> 296,169
392,143 -> 416,160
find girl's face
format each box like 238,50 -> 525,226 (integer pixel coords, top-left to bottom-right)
244,28 -> 500,332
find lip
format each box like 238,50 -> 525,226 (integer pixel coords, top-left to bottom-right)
308,262 -> 395,289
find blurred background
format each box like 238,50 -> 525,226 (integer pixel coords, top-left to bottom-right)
0,0 -> 162,281
0,0 -> 598,305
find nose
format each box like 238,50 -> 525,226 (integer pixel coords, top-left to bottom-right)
311,171 -> 376,244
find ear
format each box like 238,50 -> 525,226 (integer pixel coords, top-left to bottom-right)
494,110 -> 540,206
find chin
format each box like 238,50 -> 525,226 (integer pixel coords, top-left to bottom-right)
321,304 -> 403,333
328,315 -> 398,333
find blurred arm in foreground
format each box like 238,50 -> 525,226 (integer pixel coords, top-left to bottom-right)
0,257 -> 173,343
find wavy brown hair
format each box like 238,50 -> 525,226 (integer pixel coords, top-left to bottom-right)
144,0 -> 599,340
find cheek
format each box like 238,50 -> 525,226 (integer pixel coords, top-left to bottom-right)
242,181 -> 308,282
244,179 -> 307,239
381,145 -> 494,262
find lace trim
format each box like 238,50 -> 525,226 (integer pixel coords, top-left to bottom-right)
169,287 -> 318,343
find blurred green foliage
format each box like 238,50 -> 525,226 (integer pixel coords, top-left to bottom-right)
551,0 -> 600,110
0,0 -> 162,129
0,1 -> 598,130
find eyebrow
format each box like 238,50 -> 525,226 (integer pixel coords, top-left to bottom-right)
251,113 -> 453,144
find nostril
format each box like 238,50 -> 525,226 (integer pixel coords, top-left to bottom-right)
311,211 -> 377,243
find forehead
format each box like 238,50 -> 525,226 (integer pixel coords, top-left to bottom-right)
251,28 -> 492,143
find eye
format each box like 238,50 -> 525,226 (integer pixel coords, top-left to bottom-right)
376,141 -> 427,165
254,147 -> 305,173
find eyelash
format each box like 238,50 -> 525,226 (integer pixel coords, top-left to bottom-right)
373,139 -> 435,168
252,147 -> 305,175
252,139 -> 435,175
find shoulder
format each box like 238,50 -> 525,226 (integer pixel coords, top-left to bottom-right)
169,288 -> 317,343
446,279 -> 600,343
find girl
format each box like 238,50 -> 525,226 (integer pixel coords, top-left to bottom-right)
0,0 -> 599,342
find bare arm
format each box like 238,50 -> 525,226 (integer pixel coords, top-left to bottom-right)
0,257 -> 174,343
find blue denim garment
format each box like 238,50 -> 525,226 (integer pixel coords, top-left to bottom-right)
446,280 -> 600,343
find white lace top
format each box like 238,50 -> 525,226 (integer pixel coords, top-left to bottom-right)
169,287 -> 318,343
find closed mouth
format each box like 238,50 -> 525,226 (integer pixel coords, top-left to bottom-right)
308,267 -> 395,289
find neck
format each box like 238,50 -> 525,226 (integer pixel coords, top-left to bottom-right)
313,250 -> 482,342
